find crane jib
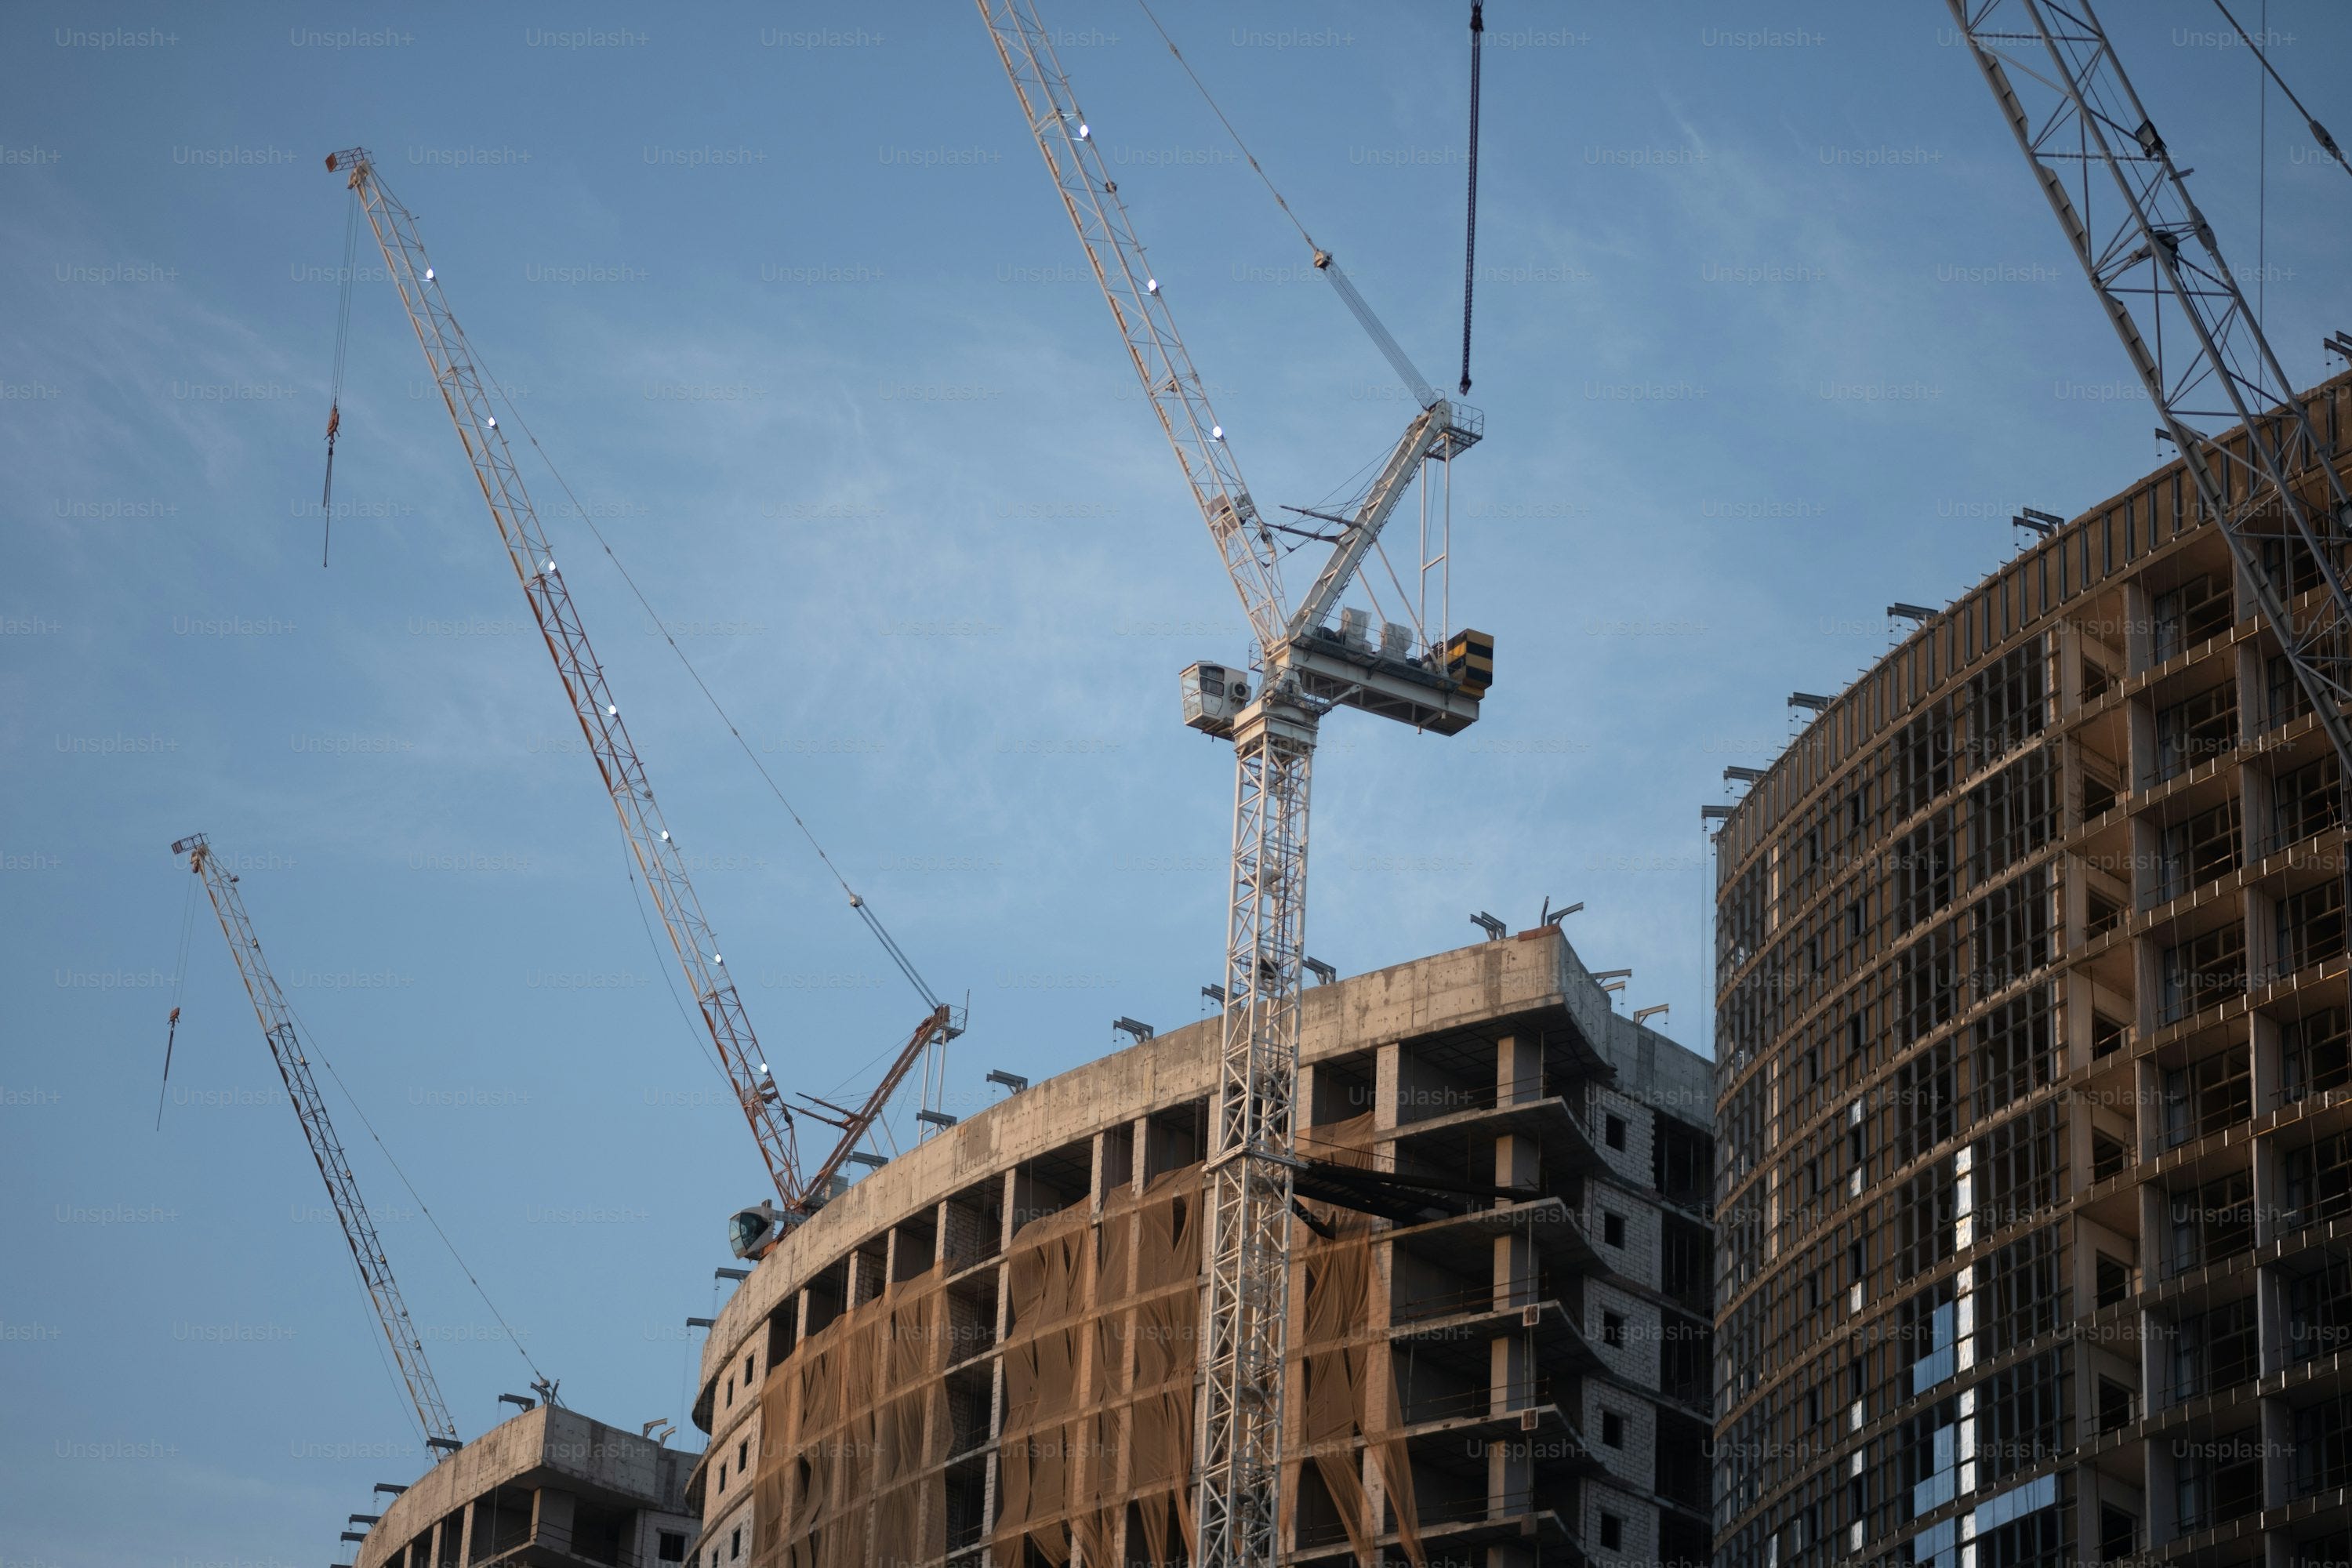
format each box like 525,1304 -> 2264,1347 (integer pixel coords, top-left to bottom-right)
174,833 -> 461,1454
323,147 -> 955,1226
324,147 -> 805,1210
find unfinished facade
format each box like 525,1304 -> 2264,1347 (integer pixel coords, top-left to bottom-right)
349,1405 -> 698,1568
1711,372 -> 2352,1568
687,932 -> 1715,1568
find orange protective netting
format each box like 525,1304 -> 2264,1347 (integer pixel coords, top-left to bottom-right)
750,1125 -> 1419,1568
995,1163 -> 1203,1566
1287,1114 -> 1425,1568
750,1265 -> 948,1568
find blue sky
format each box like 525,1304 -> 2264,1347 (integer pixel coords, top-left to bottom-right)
5,1 -> 2350,1561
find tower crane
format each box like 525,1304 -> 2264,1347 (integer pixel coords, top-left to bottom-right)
978,9 -> 1492,1563
169,832 -> 463,1458
320,148 -> 956,1250
1951,1 -> 2352,780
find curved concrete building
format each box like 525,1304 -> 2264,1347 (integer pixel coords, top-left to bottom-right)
686,935 -> 1715,1568
1711,375 -> 2352,1568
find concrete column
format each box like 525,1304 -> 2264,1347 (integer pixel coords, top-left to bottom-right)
2122,579 -> 2154,676
2074,1475 -> 2104,1568
1374,1041 -> 1401,1174
1363,1221 -> 1399,1554
2261,1393 -> 2293,1510
1497,1032 -> 1541,1108
2134,931 -> 2163,1042
2247,884 -> 2278,990
2252,1129 -> 2284,1248
978,1169 -> 1018,1568
2241,754 -> 2274,862
2256,1257 -> 2291,1380
1486,1350 -> 1530,1512
2133,1058 -> 2164,1163
2250,1010 -> 2284,1119
2130,811 -> 2163,909
1496,1154 -> 1537,1313
2127,695 -> 2157,797
1356,1047 -> 1405,1547
2056,618 -> 2082,717
2138,1183 -> 2167,1411
533,1488 -> 574,1554
1489,1025 -> 1538,1530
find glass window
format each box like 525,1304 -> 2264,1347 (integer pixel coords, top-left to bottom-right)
2273,755 -> 2342,852
2154,682 -> 2238,782
2151,574 -> 2232,662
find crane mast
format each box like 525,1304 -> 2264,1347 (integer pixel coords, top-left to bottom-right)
978,9 -> 1487,1563
323,147 -> 813,1209
1950,0 -> 2352,777
170,833 -> 461,1457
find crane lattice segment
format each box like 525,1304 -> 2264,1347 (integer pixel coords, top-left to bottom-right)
976,2 -> 1290,662
1200,711 -> 1314,1567
1287,401 -> 1478,646
1951,0 -> 2352,775
324,148 -> 804,1209
793,1004 -> 958,1204
172,833 -> 460,1454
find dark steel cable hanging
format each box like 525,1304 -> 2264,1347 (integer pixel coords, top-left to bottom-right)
1460,2 -> 1484,396
320,185 -> 360,565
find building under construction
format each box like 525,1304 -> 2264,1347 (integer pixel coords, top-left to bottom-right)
350,1406 -> 698,1568
1710,368 -> 2352,1568
684,933 -> 1715,1568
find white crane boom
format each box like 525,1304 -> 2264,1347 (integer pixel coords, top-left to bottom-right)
322,148 -> 809,1211
171,833 -> 462,1458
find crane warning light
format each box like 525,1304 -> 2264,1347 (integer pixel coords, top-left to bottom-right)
1146,279 -> 1158,294
484,416 -> 495,428
423,267 -> 434,281
1076,122 -> 1090,140
1210,425 -> 1224,441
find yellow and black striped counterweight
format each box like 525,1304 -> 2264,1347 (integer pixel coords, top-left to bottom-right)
1444,629 -> 1494,696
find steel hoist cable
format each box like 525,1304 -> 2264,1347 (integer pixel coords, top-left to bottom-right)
157,869 -> 200,1130
1133,0 -> 1446,408
1460,2 -> 1484,396
479,372 -> 944,1013
320,186 -> 360,567
2209,0 -> 2351,187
